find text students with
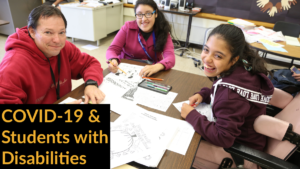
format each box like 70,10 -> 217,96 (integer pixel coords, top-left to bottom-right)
106,0 -> 175,77
0,5 -> 105,104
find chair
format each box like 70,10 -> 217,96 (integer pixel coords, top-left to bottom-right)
273,21 -> 300,38
223,90 -> 300,169
261,21 -> 300,67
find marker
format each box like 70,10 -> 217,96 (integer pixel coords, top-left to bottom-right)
191,103 -> 196,107
153,84 -> 169,90
155,87 -> 168,92
147,84 -> 155,88
146,81 -> 169,89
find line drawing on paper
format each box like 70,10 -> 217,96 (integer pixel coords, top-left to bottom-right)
122,87 -> 138,101
111,123 -> 152,160
105,77 -> 127,89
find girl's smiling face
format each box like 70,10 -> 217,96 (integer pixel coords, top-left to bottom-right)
135,5 -> 157,33
201,35 -> 239,78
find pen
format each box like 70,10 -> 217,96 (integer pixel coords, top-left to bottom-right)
108,60 -> 127,75
147,84 -> 168,92
153,84 -> 169,90
191,103 -> 196,107
142,77 -> 163,81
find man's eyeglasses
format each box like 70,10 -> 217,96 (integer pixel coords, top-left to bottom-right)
135,10 -> 156,19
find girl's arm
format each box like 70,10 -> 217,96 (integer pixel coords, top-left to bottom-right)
186,98 -> 249,148
106,23 -> 128,64
186,87 -> 250,148
197,87 -> 212,104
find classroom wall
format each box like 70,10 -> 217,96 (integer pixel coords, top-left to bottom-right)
190,0 -> 300,24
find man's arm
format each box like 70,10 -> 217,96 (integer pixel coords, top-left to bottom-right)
66,41 -> 103,85
65,41 -> 105,104
0,84 -> 26,104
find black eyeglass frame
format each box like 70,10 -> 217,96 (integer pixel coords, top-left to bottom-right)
135,10 -> 156,19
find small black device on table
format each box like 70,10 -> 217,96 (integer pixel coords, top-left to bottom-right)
138,79 -> 172,94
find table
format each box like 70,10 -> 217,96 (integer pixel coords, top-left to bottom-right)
250,38 -> 300,67
60,1 -> 124,46
158,8 -> 199,56
55,59 -> 213,169
0,20 -> 9,26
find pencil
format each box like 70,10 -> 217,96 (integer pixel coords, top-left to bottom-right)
142,77 -> 164,81
108,60 -> 127,75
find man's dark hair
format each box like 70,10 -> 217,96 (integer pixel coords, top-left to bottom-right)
27,5 -> 67,30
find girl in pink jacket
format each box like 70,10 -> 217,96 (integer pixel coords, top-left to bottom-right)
106,0 -> 175,77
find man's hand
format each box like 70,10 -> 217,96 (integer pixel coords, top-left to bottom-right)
108,59 -> 119,73
139,63 -> 164,77
181,103 -> 195,119
84,86 -> 105,104
188,94 -> 203,107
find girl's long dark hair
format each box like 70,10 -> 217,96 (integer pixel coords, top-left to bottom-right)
207,24 -> 271,81
134,0 -> 171,52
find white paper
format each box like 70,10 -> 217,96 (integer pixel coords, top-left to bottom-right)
285,36 -> 300,47
167,121 -> 195,155
59,97 -> 84,104
81,44 -> 99,50
114,107 -> 181,167
111,110 -> 161,168
114,107 -> 195,156
97,75 -> 142,115
173,101 -> 216,122
134,87 -> 178,112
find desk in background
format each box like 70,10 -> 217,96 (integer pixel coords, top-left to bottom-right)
55,59 -> 213,169
158,8 -> 199,56
250,38 -> 300,67
60,2 -> 124,46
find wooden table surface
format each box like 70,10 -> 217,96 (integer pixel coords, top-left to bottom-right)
55,59 -> 213,169
250,38 -> 300,60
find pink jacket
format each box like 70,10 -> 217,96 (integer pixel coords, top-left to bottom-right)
106,21 -> 175,70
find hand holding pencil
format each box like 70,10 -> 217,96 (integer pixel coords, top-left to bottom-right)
108,59 -> 127,75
